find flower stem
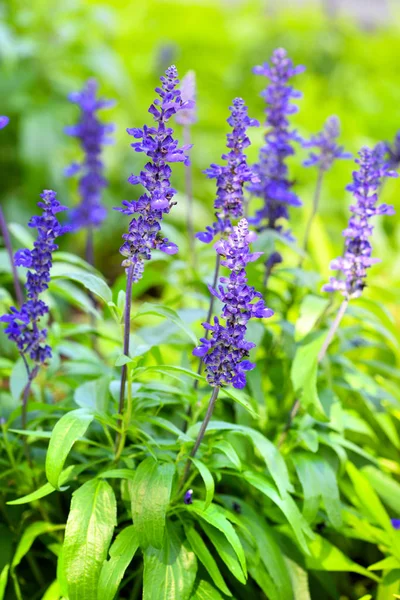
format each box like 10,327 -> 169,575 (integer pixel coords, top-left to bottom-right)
182,386 -> 219,484
115,263 -> 134,455
278,297 -> 349,447
298,168 -> 324,268
0,206 -> 24,306
21,364 -> 39,466
183,125 -> 196,267
85,226 -> 95,266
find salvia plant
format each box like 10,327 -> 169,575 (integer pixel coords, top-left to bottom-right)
1,52 -> 400,600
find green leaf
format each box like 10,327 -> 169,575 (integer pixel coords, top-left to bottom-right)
133,302 -> 197,344
97,469 -> 136,480
190,458 -> 215,510
143,522 -> 197,600
11,522 -> 64,570
8,222 -> 34,247
190,579 -> 225,600
184,525 -> 231,596
52,270 -> 112,304
221,386 -> 258,418
0,565 -> 9,600
46,409 -> 93,489
285,559 -> 311,600
198,520 -> 246,585
243,470 -> 313,555
295,295 -> 330,341
291,333 -> 327,421
305,533 -> 379,581
186,420 -> 292,496
347,463 -> 393,534
362,466 -> 400,516
74,377 -> 111,414
64,479 -> 117,600
129,457 -> 175,549
10,358 -> 28,403
41,579 -> 61,600
213,440 -> 242,471
186,501 -> 247,583
97,525 -> 139,600
292,453 -> 342,528
368,556 -> 400,571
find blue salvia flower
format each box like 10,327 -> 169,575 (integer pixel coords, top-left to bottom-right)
323,144 -> 396,298
183,489 -> 193,504
65,79 -> 115,230
175,70 -> 197,126
303,116 -> 351,171
0,191 -> 68,363
0,116 -> 9,129
197,98 -> 258,244
250,48 -> 304,240
385,130 -> 400,170
193,218 -> 274,389
115,65 -> 192,282
391,519 -> 400,530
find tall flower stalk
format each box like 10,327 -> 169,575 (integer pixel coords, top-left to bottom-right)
250,48 -> 304,285
183,219 -> 273,482
193,98 -> 258,393
280,144 -> 396,444
0,116 -> 23,307
175,71 -> 197,261
65,79 -> 115,265
0,190 -> 68,432
114,66 -> 192,454
300,116 -> 351,266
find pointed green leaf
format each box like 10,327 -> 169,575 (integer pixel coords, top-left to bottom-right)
190,579 -> 225,600
97,525 -> 139,600
52,270 -> 112,304
190,458 -> 215,510
0,565 -> 9,600
129,458 -> 175,549
198,520 -> 246,585
64,479 -> 117,600
11,522 -> 64,570
46,409 -> 93,489
185,525 -> 231,596
213,440 -> 242,471
133,302 -> 197,344
143,522 -> 197,600
291,333 -> 327,421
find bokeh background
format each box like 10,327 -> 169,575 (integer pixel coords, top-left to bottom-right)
1,0 -> 399,318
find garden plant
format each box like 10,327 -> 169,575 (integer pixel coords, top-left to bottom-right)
1,13 -> 400,600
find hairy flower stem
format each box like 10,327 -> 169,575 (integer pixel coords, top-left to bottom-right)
0,206 -> 23,306
182,386 -> 220,484
299,168 -> 324,268
115,263 -> 134,454
184,125 -> 196,266
278,298 -> 349,447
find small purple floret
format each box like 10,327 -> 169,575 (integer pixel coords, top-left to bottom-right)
193,219 -> 273,389
250,48 -> 304,240
115,66 -> 192,282
0,191 -> 68,363
0,116 -> 9,129
175,71 -> 197,126
391,518 -> 400,530
303,116 -> 351,171
323,144 -> 396,298
184,489 -> 193,505
196,98 -> 258,244
65,79 -> 114,230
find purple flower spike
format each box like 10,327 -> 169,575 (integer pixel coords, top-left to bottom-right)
184,489 -> 193,505
65,79 -> 115,230
175,71 -> 197,126
323,144 -> 396,298
197,98 -> 258,244
250,48 -> 304,239
0,116 -> 9,129
391,519 -> 400,530
193,219 -> 273,389
303,116 -> 351,171
0,191 -> 68,363
115,66 -> 192,281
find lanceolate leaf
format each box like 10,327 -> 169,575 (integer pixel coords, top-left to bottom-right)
187,501 -> 247,583
184,525 -> 232,596
291,333 -> 327,421
51,270 -> 112,304
97,526 -> 139,600
190,458 -> 215,510
46,409 -> 94,489
0,566 -> 9,600
63,479 -> 117,600
143,522 -> 197,600
133,302 -> 198,344
129,457 -> 175,549
190,579 -> 225,600
11,522 -> 65,570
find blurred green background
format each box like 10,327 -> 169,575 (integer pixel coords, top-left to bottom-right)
1,0 -> 399,319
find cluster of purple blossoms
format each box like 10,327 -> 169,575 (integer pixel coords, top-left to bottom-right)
65,79 -> 115,230
197,98 -> 258,244
250,48 -> 304,240
323,144 -> 396,298
193,219 -> 273,389
0,116 -> 9,129
303,116 -> 351,171
0,191 -> 68,363
385,130 -> 400,170
115,66 -> 192,282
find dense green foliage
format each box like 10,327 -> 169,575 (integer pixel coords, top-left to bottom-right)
1,2 -> 400,599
